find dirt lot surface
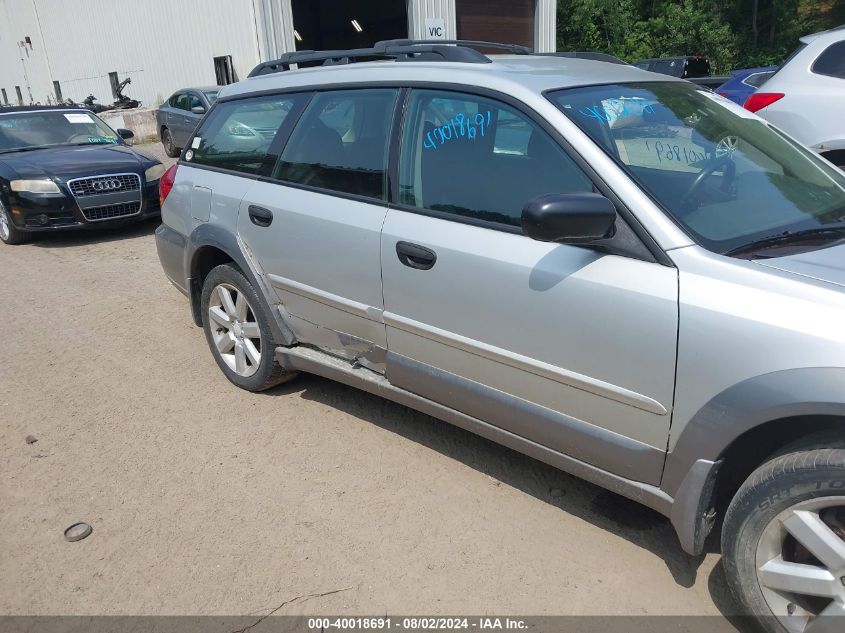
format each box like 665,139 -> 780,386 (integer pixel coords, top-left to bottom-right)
1,144 -> 739,624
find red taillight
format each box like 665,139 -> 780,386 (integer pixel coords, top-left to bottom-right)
743,92 -> 785,113
159,164 -> 178,207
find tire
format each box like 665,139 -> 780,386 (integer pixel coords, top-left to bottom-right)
161,127 -> 180,158
722,433 -> 845,633
0,199 -> 28,245
201,263 -> 297,392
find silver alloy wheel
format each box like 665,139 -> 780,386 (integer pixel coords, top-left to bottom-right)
207,283 -> 262,378
0,201 -> 10,242
755,497 -> 845,632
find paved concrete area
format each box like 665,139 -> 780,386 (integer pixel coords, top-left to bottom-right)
0,144 -> 740,624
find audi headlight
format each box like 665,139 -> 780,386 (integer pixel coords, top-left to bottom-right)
10,179 -> 60,194
145,164 -> 166,182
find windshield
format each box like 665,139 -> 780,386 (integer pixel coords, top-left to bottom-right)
0,110 -> 120,153
204,91 -> 219,105
549,82 -> 845,255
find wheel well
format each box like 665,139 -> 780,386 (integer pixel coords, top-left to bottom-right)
821,149 -> 845,168
189,247 -> 235,326
712,415 -> 843,512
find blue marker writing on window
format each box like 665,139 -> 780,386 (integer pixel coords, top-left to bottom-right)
423,110 -> 493,150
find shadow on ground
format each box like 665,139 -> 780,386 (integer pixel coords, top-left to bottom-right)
261,372 -> 744,619
26,218 -> 159,248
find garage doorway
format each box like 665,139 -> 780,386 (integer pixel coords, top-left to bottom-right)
291,0 -> 408,51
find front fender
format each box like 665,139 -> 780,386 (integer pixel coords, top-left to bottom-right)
662,367 -> 845,554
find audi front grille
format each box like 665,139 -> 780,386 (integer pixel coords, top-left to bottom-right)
68,174 -> 141,197
81,202 -> 142,222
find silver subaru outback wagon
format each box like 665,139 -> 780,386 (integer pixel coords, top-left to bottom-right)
155,40 -> 845,630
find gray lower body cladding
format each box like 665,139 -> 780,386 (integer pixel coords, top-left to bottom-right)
275,347 -> 675,519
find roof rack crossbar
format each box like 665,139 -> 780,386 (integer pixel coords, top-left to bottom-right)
247,38 -> 532,78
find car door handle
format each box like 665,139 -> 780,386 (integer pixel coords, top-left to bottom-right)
396,241 -> 436,270
248,205 -> 273,227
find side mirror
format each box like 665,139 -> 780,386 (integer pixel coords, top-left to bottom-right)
191,106 -> 206,115
116,128 -> 134,140
521,193 -> 616,243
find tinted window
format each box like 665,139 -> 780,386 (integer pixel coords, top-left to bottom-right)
812,41 -> 845,78
275,89 -> 397,199
189,94 -> 203,110
398,90 -> 593,227
743,71 -> 774,88
653,60 -> 681,77
174,93 -> 191,110
187,94 -> 300,175
683,58 -> 710,78
549,82 -> 845,255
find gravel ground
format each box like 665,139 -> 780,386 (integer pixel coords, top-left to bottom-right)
0,143 -> 739,625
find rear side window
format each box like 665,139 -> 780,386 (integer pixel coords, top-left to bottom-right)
187,94 -> 301,176
275,88 -> 398,200
812,41 -> 845,79
398,89 -> 593,227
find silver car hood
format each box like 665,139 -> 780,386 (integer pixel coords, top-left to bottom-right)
755,243 -> 845,287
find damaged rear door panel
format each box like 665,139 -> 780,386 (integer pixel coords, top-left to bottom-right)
236,88 -> 400,371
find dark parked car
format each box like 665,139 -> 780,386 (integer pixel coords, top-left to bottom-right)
0,106 -> 164,245
715,65 -> 778,105
634,55 -> 730,88
157,87 -> 219,158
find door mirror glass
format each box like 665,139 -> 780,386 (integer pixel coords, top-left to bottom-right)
116,128 -> 134,140
191,106 -> 206,115
521,193 -> 616,243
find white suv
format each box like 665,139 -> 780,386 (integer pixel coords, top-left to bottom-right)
745,26 -> 845,168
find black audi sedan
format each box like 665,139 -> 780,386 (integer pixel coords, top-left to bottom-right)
0,106 -> 165,245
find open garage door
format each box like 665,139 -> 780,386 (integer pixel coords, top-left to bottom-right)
291,0 -> 409,51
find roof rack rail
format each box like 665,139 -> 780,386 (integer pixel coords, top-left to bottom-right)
535,51 -> 627,65
247,39 -> 532,78
375,39 -> 533,54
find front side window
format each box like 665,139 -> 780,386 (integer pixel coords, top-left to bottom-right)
0,110 -> 120,153
189,95 -> 203,111
549,82 -> 845,255
812,40 -> 845,79
275,88 -> 398,200
188,94 -> 300,175
173,93 -> 190,110
398,89 -> 592,227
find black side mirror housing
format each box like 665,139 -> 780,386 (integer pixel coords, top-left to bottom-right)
116,128 -> 134,140
191,106 -> 206,115
521,193 -> 617,243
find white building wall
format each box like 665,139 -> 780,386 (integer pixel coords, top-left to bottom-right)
408,0 -> 456,40
534,0 -> 557,53
0,0 -> 265,108
0,0 -> 53,105
252,0 -> 296,61
1,0 -> 558,109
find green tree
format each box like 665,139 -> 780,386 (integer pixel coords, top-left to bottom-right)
556,0 -> 845,71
